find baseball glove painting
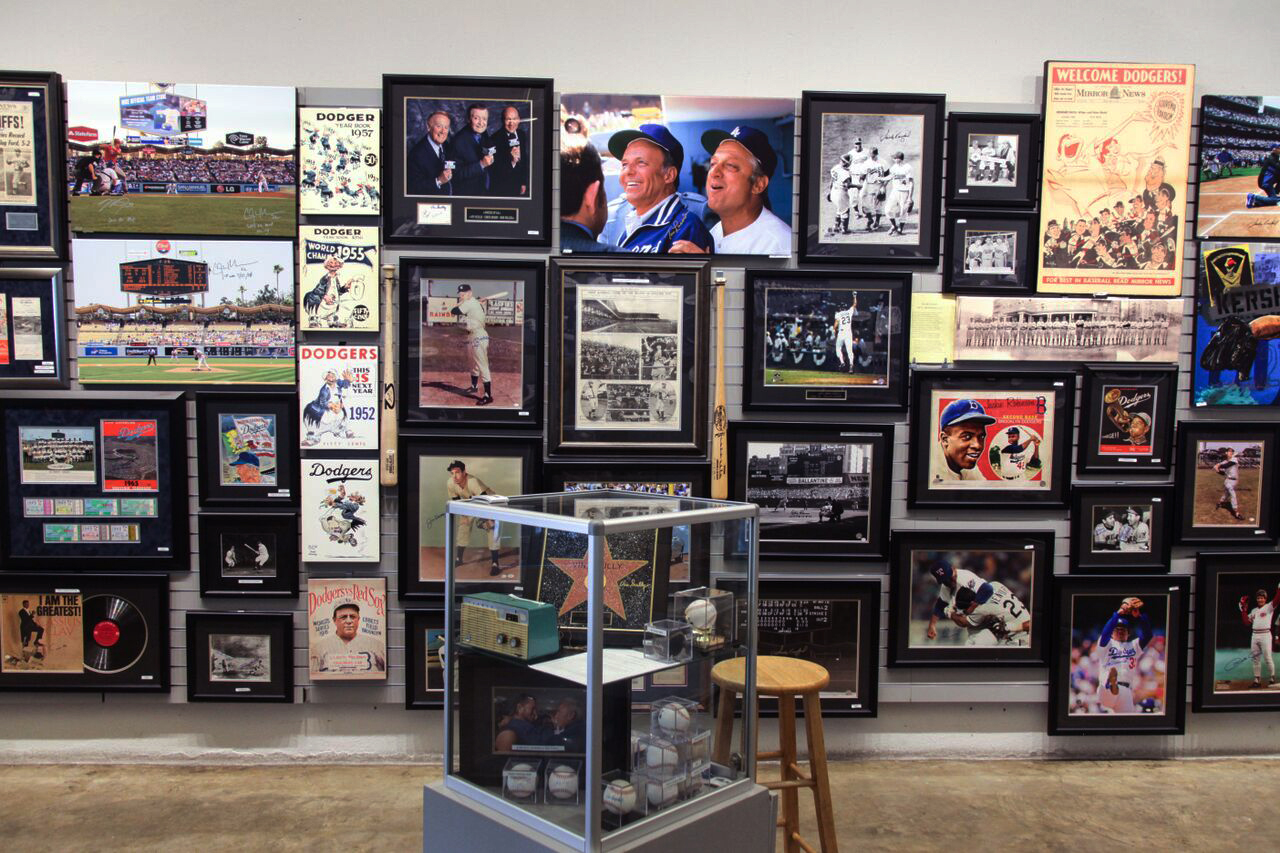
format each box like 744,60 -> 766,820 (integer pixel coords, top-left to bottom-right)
1199,316 -> 1257,374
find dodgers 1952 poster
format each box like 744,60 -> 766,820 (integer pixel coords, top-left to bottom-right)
307,577 -> 386,680
298,345 -> 379,450
298,107 -> 380,215
1038,62 -> 1195,296
302,457 -> 379,563
298,226 -> 379,332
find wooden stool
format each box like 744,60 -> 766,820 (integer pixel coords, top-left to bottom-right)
710,656 -> 837,853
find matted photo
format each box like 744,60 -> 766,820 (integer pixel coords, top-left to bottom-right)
405,608 -> 447,710
186,611 -> 295,702
66,81 -> 296,237
18,425 -> 96,485
298,344 -> 378,451
1037,61 -> 1195,296
301,457 -> 379,563
197,511 -> 298,597
559,93 -> 794,256
0,268 -> 69,387
799,91 -> 944,264
729,422 -> 892,560
1070,484 -> 1173,573
100,418 -> 158,492
889,530 -> 1050,667
399,257 -> 543,427
943,210 -> 1036,293
946,113 -> 1039,207
71,237 -> 296,387
1194,95 -> 1280,240
307,577 -> 387,681
0,71 -> 66,259
1049,575 -> 1188,735
1076,365 -> 1176,475
1193,553 -> 1280,712
953,296 -> 1181,363
298,226 -> 378,332
1175,423 -> 1279,545
298,107 -> 380,215
908,370 -> 1073,509
194,391 -> 298,508
1193,242 -> 1280,407
743,269 -> 909,411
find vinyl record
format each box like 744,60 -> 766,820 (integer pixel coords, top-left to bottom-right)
82,594 -> 149,674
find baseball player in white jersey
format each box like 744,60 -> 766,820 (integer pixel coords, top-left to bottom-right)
581,381 -> 602,420
828,155 -> 855,235
947,579 -> 1031,646
1094,511 -> 1122,550
858,149 -> 890,231
446,460 -> 503,575
924,561 -> 986,640
254,541 -> 271,569
1119,508 -> 1150,551
1095,598 -> 1152,713
885,152 -> 914,236
451,284 -> 493,406
1215,447 -> 1244,520
833,295 -> 858,373
1240,584 -> 1280,687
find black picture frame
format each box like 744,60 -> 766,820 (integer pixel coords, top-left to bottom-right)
0,267 -> 69,388
742,268 -> 909,411
542,463 -> 710,589
1193,552 -> 1280,712
1174,421 -> 1280,545
1048,575 -> 1189,736
0,391 -> 189,571
195,391 -> 299,508
1069,484 -> 1173,574
907,369 -> 1075,509
944,112 -> 1040,208
942,209 -> 1037,294
185,611 -> 293,703
382,74 -> 553,248
0,70 -> 66,260
197,511 -> 299,598
404,607 -> 448,710
728,421 -> 893,561
547,257 -> 709,459
398,256 -> 544,428
798,91 -> 944,265
397,432 -> 541,600
888,530 -> 1052,667
1076,365 -> 1177,476
0,572 -> 169,692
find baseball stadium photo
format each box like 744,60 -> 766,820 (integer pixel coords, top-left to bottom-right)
72,238 -> 296,385
908,548 -> 1035,649
746,441 -> 872,545
1068,594 -> 1169,716
1208,571 -> 1280,693
761,284 -> 892,387
417,277 -> 525,409
1191,441 -> 1262,527
66,81 -> 296,237
1196,96 -> 1280,239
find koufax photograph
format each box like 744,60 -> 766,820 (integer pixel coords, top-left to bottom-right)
745,440 -> 873,546
208,632 -> 270,682
962,230 -> 1016,275
761,283 -> 892,388
819,112 -> 921,244
417,276 -> 525,410
964,133 -> 1017,187
1067,594 -> 1169,716
1090,505 -> 1153,554
1191,441 -> 1263,528
954,297 -> 1181,363
219,532 -> 277,578
907,547 -> 1034,649
416,455 -> 522,583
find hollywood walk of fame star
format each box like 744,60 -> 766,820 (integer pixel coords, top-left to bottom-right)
547,539 -> 649,619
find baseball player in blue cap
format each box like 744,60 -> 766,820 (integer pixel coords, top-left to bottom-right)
932,399 -> 997,482
605,124 -> 714,254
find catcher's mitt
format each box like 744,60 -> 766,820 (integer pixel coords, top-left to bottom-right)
1199,316 -> 1257,373
1241,594 -> 1252,612
1120,596 -> 1144,614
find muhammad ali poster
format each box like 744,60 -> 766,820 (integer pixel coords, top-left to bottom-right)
1076,365 -> 1176,475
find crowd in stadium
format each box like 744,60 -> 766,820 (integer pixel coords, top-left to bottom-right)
1069,631 -> 1167,715
580,338 -> 640,379
1203,104 -> 1280,132
77,320 -> 294,349
747,484 -> 869,510
67,153 -> 296,186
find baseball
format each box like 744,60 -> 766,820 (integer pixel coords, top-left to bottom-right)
547,764 -> 579,800
683,599 -> 717,631
655,701 -> 692,735
505,763 -> 538,799
646,778 -> 679,808
645,737 -> 680,772
602,779 -> 637,815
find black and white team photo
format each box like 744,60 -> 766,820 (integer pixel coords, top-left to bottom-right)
819,113 -> 922,244
963,230 -> 1016,275
746,440 -> 874,545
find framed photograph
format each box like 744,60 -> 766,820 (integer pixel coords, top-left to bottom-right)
798,90 -> 944,265
1037,61 -> 1195,296
382,74 -> 553,248
1076,365 -> 1176,475
1193,242 -> 1280,407
399,257 -> 543,427
547,258 -> 709,458
1194,95 -> 1280,240
404,608 -> 447,710
728,421 -> 893,561
742,269 -> 909,411
298,107 -> 380,216
0,70 -> 66,259
542,463 -> 709,587
1174,422 -> 1280,545
945,112 -> 1039,208
942,210 -> 1036,294
398,433 -> 540,599
888,530 -> 1050,667
195,391 -> 298,508
197,511 -> 299,598
307,577 -> 387,681
953,296 -> 1181,364
185,611 -> 293,703
1193,552 -> 1280,711
0,572 -> 169,692
1069,484 -> 1173,574
71,237 -> 297,387
298,225 -> 379,332
0,392 -> 188,570
298,344 -> 379,451
66,81 -> 296,238
558,93 -> 794,256
301,457 -> 380,564
1048,575 -> 1189,735
0,267 -> 69,388
907,369 -> 1074,509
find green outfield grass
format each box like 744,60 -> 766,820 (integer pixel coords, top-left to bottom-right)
78,358 -> 295,385
1199,165 -> 1262,183
765,368 -> 884,386
69,191 -> 296,237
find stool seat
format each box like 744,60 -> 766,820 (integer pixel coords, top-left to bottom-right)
711,655 -> 830,696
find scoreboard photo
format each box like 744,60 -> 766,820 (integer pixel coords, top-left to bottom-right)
119,258 -> 210,293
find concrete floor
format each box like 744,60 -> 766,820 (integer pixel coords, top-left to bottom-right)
0,760 -> 1270,851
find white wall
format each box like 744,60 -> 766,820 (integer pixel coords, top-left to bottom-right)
3,0 -> 1280,764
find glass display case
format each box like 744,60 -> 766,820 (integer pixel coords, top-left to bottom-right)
441,491 -> 759,851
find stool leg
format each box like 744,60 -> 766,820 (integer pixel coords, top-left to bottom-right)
778,693 -> 800,853
713,686 -> 736,766
802,691 -> 838,853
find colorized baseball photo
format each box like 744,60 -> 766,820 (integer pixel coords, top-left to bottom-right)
906,547 -> 1034,649
416,455 -> 523,583
927,390 -> 1053,490
417,276 -> 524,410
1192,441 -> 1262,527
819,113 -> 921,244
1210,572 -> 1280,693
1090,505 -> 1153,554
1195,96 -> 1280,239
1067,593 -> 1170,716
760,283 -> 892,389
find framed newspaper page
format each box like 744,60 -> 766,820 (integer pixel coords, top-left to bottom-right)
1037,61 -> 1195,296
0,70 -> 65,260
547,258 -> 709,458
0,267 -> 69,388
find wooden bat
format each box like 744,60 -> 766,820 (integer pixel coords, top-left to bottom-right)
711,271 -> 728,500
380,263 -> 398,487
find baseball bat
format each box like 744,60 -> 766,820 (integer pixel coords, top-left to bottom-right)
711,271 -> 728,500
380,263 -> 398,487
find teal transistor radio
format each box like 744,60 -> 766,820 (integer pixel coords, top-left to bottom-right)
459,592 -> 560,661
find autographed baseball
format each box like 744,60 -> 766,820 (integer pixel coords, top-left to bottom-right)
683,600 -> 717,631
655,701 -> 692,735
505,763 -> 537,799
547,764 -> 579,800
603,779 -> 637,815
645,737 -> 680,772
